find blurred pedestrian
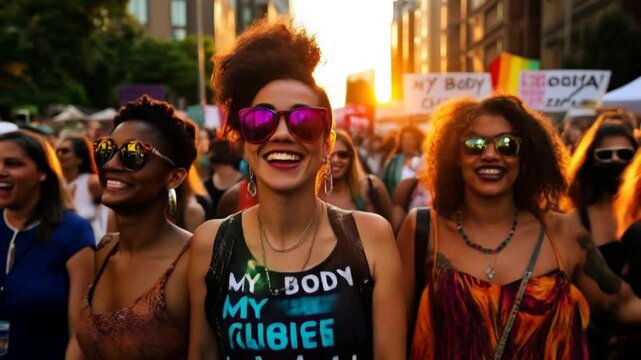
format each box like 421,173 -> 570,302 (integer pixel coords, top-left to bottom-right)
611,149 -> 641,357
202,138 -> 243,219
320,129 -> 395,226
188,19 -> 405,359
75,95 -> 196,359
0,131 -> 94,359
565,115 -> 638,359
57,135 -> 106,241
380,124 -> 424,195
397,95 -> 641,359
195,127 -> 215,181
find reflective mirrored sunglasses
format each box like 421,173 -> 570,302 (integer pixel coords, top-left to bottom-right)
594,147 -> 635,163
93,138 -> 177,171
462,134 -> 522,157
238,107 -> 329,144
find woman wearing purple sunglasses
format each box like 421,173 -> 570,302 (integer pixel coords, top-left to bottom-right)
188,19 -> 405,359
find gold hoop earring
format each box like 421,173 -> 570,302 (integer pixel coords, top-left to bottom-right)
167,188 -> 177,217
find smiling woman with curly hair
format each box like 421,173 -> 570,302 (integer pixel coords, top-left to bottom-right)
397,95 -> 641,359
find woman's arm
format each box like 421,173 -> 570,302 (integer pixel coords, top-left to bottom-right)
215,185 -> 240,219
567,218 -> 641,324
65,247 -> 94,359
395,209 -> 419,321
354,212 -> 406,359
188,220 -> 222,360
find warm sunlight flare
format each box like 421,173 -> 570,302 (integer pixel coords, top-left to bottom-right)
291,0 -> 394,108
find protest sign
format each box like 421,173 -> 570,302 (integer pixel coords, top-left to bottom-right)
518,70 -> 611,111
403,73 -> 492,114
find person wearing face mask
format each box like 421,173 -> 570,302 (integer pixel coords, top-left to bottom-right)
565,114 -> 639,359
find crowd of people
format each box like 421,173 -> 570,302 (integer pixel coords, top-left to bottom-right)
2,18 -> 641,360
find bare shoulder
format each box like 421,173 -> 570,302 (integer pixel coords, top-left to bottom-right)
544,211 -> 589,264
352,210 -> 395,242
94,232 -> 119,272
191,219 -> 226,256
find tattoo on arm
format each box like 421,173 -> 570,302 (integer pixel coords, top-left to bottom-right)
435,252 -> 453,269
577,233 -> 622,295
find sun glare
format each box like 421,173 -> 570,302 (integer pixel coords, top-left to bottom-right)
291,0 -> 394,108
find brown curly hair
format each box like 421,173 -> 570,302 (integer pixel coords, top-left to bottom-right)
421,95 -> 569,219
212,18 -> 332,140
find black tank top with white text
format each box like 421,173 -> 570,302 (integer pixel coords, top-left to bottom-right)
208,207 -> 373,360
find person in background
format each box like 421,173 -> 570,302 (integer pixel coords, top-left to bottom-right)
74,95 -> 196,359
0,130 -> 94,359
202,138 -> 243,219
611,149 -> 641,357
392,154 -> 432,233
380,124 -> 424,195
320,129 -> 395,227
56,135 -> 106,242
560,108 -> 598,153
565,113 -> 639,358
172,166 -> 208,232
188,19 -> 405,359
398,95 -> 641,359
195,127 -> 215,181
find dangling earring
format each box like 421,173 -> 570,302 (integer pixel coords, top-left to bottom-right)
247,169 -> 257,198
323,159 -> 333,195
167,188 -> 177,217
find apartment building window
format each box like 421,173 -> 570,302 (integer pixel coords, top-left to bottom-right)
484,38 -> 503,69
484,1 -> 503,32
469,0 -> 486,10
171,0 -> 187,40
128,0 -> 148,25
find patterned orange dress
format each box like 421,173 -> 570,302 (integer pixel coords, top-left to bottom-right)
411,218 -> 590,360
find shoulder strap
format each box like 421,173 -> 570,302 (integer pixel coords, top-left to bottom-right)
494,225 -> 545,360
204,212 -> 241,346
578,207 -> 591,232
327,205 -> 373,328
414,208 -> 431,294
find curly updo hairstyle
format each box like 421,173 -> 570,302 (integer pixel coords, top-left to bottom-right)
213,18 -> 332,140
422,95 -> 569,219
113,95 -> 197,170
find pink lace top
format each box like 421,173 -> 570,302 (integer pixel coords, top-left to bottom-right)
76,239 -> 191,359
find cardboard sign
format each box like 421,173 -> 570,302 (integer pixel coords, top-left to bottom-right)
403,73 -> 492,114
518,70 -> 611,111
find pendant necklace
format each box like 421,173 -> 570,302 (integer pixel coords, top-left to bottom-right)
456,209 -> 518,280
258,201 -> 321,295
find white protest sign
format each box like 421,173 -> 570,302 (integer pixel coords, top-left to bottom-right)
403,73 -> 492,114
518,70 -> 611,111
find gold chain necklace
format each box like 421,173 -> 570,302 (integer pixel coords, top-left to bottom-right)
258,202 -> 321,296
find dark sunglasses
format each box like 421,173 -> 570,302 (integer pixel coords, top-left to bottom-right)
331,150 -> 352,160
93,138 -> 177,172
462,134 -> 522,157
56,147 -> 72,155
594,147 -> 635,162
238,107 -> 329,144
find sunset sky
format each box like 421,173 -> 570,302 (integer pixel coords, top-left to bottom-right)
291,0 -> 395,108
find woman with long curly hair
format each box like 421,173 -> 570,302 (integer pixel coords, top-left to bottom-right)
397,95 -> 641,359
188,19 -> 405,359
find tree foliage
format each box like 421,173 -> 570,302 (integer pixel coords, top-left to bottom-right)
564,10 -> 641,90
0,0 -> 214,115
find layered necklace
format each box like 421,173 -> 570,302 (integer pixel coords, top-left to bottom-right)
258,201 -> 321,295
456,209 -> 518,280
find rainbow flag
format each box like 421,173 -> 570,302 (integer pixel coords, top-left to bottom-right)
489,53 -> 540,95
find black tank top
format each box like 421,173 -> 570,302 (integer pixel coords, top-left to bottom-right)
205,206 -> 374,359
578,207 -> 625,275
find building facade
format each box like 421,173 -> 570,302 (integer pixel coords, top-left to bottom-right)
541,0 -> 624,69
391,0 -> 541,98
213,0 -> 290,54
127,0 -> 214,40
